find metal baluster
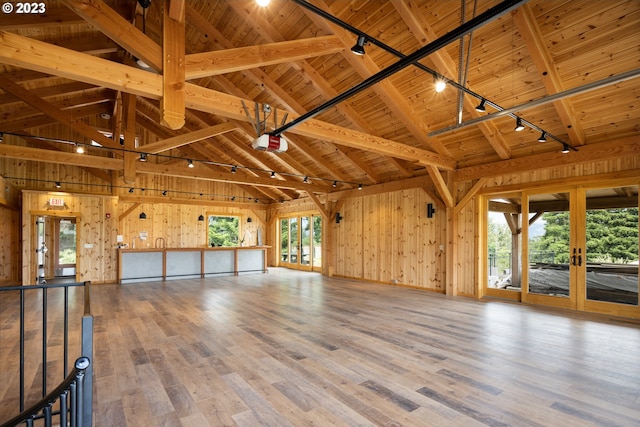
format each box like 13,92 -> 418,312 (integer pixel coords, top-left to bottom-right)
42,286 -> 48,398
44,402 -> 52,427
70,381 -> 77,427
20,289 -> 25,412
60,390 -> 68,426
64,286 -> 69,377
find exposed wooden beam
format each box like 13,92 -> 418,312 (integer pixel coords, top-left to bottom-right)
185,36 -> 345,79
306,192 -> 329,219
455,137 -> 640,182
328,175 -> 432,201
512,4 -> 585,146
0,144 -> 122,170
454,178 -> 489,215
61,0 -> 163,72
168,0 -> 185,22
427,166 -> 454,208
0,74 -> 121,151
122,92 -> 137,184
140,123 -> 237,154
161,0 -> 185,130
0,30 -> 455,170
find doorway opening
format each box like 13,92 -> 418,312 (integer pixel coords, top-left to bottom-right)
34,215 -> 78,284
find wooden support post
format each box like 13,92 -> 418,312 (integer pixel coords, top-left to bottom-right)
161,0 -> 185,130
122,93 -> 137,184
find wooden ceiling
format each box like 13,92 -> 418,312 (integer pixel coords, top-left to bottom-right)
0,0 -> 638,204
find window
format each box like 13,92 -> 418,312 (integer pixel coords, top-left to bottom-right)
208,215 -> 240,247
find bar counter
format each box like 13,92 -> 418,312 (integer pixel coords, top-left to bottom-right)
118,246 -> 269,284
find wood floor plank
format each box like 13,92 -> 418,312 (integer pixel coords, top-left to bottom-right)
2,269 -> 640,426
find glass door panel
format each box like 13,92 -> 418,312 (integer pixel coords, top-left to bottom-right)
280,218 -> 289,263
525,191 -> 575,308
584,187 -> 638,306
312,215 -> 322,269
300,216 -> 311,267
290,218 -> 299,264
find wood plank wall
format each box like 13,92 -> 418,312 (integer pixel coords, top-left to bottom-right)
332,188 -> 447,292
0,176 -> 21,283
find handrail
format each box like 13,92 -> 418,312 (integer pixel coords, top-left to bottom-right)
0,357 -> 91,427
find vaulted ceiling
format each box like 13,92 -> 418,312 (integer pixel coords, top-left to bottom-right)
0,0 -> 638,205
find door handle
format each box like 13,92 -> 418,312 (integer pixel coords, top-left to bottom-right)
571,248 -> 577,266
577,248 -> 582,267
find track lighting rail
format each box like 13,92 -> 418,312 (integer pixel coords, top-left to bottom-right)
270,0 -> 526,137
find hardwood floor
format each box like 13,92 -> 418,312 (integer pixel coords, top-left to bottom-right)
2,269 -> 640,426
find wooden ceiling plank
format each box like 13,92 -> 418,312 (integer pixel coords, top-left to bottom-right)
0,74 -> 121,152
185,36 -> 345,79
394,0 -> 512,160
512,4 -> 586,146
161,0 -> 186,130
60,0 -> 163,72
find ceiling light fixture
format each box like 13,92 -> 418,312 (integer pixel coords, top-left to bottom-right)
188,160 -> 194,168
562,144 -> 570,154
358,184 -> 363,190
256,0 -> 270,6
162,190 -> 167,196
55,181 -> 61,189
231,165 -> 237,173
303,176 -> 309,184
270,171 -> 276,178
128,188 -> 134,193
434,78 -> 447,93
514,118 -> 525,132
537,131 -> 547,142
231,196 -> 236,201
351,35 -> 367,55
475,99 -> 487,112
332,180 -> 337,188
139,153 -> 147,161
76,144 -> 84,154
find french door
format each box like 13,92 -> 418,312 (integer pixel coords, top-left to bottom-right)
522,185 -> 639,316
279,214 -> 322,271
485,183 -> 639,318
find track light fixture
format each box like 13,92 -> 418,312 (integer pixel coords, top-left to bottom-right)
351,35 -> 367,55
0,132 -> 3,142
561,143 -> 570,154
55,181 -> 61,189
162,190 -> 167,196
188,159 -> 194,168
128,188 -> 134,193
76,144 -> 84,154
139,153 -> 147,161
231,196 -> 236,201
358,183 -> 363,190
514,118 -> 525,132
475,99 -> 487,112
303,176 -> 309,184
256,0 -> 270,6
537,131 -> 547,142
255,198 -> 259,203
270,171 -> 276,178
332,180 -> 337,188
231,165 -> 237,173
434,78 -> 447,93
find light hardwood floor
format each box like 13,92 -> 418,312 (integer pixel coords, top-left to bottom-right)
2,269 -> 640,426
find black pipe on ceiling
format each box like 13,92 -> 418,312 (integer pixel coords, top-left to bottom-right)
270,0 -> 527,137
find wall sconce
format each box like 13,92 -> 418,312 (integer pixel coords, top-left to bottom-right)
427,203 -> 436,218
139,212 -> 147,220
335,212 -> 343,224
198,214 -> 205,221
247,217 -> 252,223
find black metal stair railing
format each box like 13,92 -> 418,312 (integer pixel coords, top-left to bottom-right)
0,357 -> 91,427
0,282 -> 93,427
